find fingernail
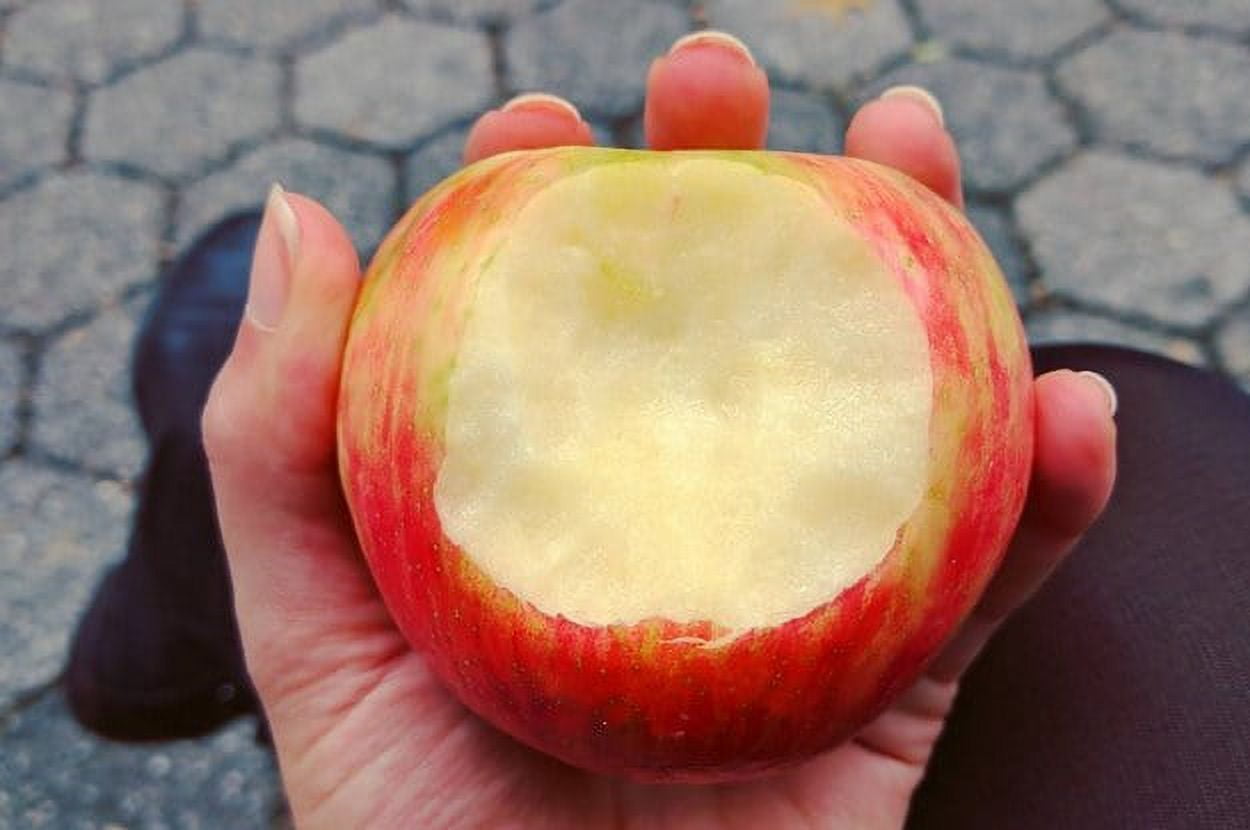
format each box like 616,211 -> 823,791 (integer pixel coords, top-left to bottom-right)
669,30 -> 756,65
246,183 -> 299,332
1079,371 -> 1118,417
501,92 -> 582,122
879,85 -> 945,127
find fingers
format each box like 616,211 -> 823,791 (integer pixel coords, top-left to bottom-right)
463,29 -> 771,164
207,186 -> 360,502
845,87 -> 964,208
463,39 -> 960,222
463,93 -> 595,165
926,370 -> 1117,682
202,186 -> 383,693
644,31 -> 769,150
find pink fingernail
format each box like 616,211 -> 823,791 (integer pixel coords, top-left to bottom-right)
501,92 -> 583,121
246,183 -> 299,332
880,85 -> 945,127
669,30 -> 756,65
1079,371 -> 1118,417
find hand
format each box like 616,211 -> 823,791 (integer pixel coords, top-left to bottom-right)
203,33 -> 1117,829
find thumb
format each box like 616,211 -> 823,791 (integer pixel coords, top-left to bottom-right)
202,187 -> 386,702
208,185 -> 359,480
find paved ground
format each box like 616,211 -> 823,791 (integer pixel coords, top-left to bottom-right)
1,0 -> 1248,826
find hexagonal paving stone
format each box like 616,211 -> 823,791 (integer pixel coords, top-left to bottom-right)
83,48 -> 282,179
179,137 -> 396,255
0,339 -> 21,455
0,462 -> 131,709
3,0 -> 183,85
615,116 -> 650,150
31,296 -> 145,480
0,171 -> 162,331
767,88 -> 842,154
586,120 -> 618,148
506,0 -> 689,119
866,58 -> 1075,194
1026,308 -> 1205,366
913,0 -> 1108,62
198,0 -> 378,51
966,204 -> 1030,307
1117,0 -> 1250,37
295,16 -> 492,149
1215,313 -> 1250,388
1056,29 -> 1250,165
0,78 -> 73,190
0,692 -> 280,829
401,0 -> 549,25
1017,152 -> 1250,328
404,124 -> 474,206
703,0 -> 912,90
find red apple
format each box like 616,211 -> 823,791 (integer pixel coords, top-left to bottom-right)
337,148 -> 1033,782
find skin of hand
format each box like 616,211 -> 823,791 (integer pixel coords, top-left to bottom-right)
203,32 -> 1117,830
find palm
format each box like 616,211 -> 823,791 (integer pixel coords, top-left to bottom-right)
264,520 -> 934,829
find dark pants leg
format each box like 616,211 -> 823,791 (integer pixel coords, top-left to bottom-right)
908,345 -> 1250,829
65,214 -> 261,741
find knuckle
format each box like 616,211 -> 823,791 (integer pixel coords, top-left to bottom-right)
201,368 -> 253,468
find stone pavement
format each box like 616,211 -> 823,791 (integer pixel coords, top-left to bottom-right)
1,0 -> 1248,826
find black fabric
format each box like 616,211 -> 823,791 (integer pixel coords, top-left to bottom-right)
64,213 -> 262,741
909,345 -> 1250,830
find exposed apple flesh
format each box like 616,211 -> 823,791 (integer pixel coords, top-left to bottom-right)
338,148 -> 1034,782
438,159 -> 932,633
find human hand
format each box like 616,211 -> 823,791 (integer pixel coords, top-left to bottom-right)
203,32 -> 1117,829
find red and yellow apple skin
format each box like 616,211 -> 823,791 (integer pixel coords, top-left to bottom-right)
337,148 -> 1034,782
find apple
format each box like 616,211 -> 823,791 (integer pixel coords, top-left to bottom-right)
337,148 -> 1034,782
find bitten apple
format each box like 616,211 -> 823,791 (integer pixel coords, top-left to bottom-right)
337,148 -> 1033,782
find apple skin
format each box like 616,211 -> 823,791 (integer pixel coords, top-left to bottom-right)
337,148 -> 1034,782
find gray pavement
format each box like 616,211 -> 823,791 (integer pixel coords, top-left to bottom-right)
1,0 -> 1248,826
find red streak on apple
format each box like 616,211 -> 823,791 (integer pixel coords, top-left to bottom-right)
338,149 -> 1033,781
